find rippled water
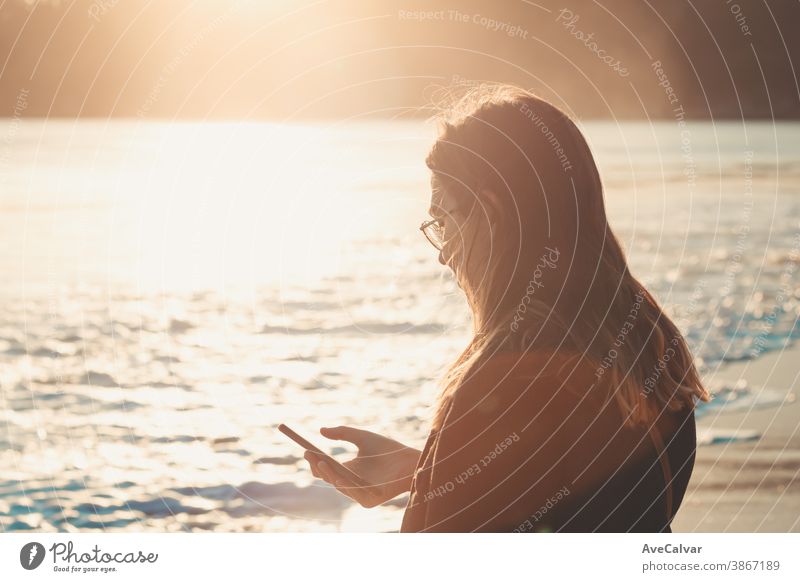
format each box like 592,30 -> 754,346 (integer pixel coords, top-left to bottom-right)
1,120 -> 798,532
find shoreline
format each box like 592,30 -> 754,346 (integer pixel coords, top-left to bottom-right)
672,341 -> 800,532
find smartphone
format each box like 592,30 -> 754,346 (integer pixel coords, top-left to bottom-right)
278,423 -> 374,488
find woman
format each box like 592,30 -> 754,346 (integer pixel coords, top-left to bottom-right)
304,84 -> 710,532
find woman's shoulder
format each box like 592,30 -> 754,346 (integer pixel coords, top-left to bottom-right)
450,349 -> 604,421
457,348 -> 601,394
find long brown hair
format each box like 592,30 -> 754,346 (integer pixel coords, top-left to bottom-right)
428,84 -> 710,431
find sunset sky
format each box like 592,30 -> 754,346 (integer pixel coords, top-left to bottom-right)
1,0 -> 798,120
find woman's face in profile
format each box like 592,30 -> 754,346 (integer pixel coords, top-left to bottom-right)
429,174 -> 496,288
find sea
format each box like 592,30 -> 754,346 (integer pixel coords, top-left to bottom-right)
1,119 -> 798,532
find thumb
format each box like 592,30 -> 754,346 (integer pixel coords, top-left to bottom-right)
320,425 -> 370,447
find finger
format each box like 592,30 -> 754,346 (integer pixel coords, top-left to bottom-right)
316,461 -> 342,486
316,460 -> 379,505
304,451 -> 324,479
318,462 -> 375,503
320,466 -> 368,506
320,425 -> 369,447
333,478 -> 381,508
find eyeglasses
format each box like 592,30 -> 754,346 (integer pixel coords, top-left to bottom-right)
420,199 -> 478,251
420,217 -> 445,251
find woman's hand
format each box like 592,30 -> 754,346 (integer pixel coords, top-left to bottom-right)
305,426 -> 421,508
